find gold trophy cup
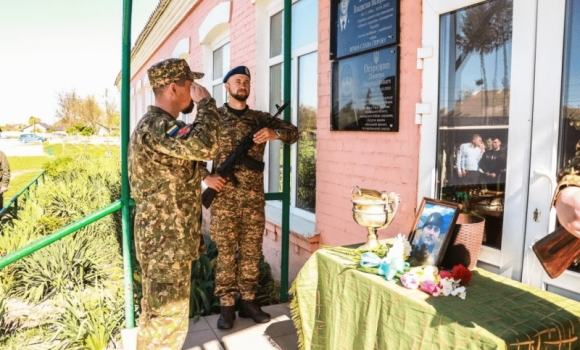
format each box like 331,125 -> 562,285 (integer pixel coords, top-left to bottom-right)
351,186 -> 401,250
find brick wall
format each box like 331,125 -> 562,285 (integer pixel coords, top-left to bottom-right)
316,0 -> 423,247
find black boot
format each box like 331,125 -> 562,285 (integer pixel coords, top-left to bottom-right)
217,306 -> 236,329
238,299 -> 271,323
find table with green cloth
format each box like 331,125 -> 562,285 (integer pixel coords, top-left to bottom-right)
289,249 -> 580,350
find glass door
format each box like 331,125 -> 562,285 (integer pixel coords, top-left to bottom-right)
421,0 -> 580,297
523,0 -> 580,296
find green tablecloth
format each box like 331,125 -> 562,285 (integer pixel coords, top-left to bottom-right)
289,249 -> 580,350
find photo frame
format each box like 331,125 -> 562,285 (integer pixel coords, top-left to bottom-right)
408,198 -> 461,267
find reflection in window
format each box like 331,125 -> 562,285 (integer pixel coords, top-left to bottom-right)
297,53 -> 317,213
437,0 -> 513,249
559,0 -> 580,272
212,43 -> 230,106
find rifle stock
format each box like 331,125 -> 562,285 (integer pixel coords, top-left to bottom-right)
532,226 -> 580,279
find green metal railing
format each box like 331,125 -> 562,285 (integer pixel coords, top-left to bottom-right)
0,170 -> 45,218
0,0 -> 293,331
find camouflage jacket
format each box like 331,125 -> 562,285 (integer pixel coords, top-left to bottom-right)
0,150 -> 9,189
552,140 -> 580,206
200,105 -> 299,209
129,98 -> 220,264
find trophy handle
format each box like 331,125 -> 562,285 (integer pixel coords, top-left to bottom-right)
351,186 -> 362,198
378,192 -> 401,230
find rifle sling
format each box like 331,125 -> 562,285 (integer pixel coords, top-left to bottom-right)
240,155 -> 265,172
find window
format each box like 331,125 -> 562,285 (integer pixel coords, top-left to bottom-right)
212,43 -> 230,107
268,0 -> 318,216
436,0 -> 513,249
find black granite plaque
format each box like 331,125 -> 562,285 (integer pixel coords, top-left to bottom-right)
330,0 -> 398,60
331,47 -> 398,132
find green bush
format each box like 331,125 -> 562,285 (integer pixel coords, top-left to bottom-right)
0,154 -> 124,348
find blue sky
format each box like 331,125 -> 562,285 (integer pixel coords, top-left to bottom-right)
0,0 -> 159,125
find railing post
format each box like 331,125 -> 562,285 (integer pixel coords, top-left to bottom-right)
121,0 -> 135,330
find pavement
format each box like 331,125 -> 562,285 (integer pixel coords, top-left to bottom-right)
182,303 -> 298,350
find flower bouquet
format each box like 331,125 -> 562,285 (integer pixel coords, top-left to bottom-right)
400,264 -> 472,299
322,234 -> 412,280
323,234 -> 472,299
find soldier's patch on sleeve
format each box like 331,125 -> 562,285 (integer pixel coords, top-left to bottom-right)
166,125 -> 180,137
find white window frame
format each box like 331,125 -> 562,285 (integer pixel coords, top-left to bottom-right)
264,0 -> 317,223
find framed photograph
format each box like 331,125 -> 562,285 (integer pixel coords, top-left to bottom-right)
408,198 -> 461,267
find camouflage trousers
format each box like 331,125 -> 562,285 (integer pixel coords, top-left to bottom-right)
137,260 -> 192,350
210,206 -> 265,306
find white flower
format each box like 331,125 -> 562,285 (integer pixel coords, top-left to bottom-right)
440,278 -> 454,296
451,286 -> 467,299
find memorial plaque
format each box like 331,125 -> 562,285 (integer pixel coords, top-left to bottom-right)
330,0 -> 398,60
331,47 -> 398,132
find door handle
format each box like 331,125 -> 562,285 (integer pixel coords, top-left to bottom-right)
532,170 -> 557,194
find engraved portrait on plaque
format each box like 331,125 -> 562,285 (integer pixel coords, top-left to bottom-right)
331,47 -> 399,132
330,0 -> 398,59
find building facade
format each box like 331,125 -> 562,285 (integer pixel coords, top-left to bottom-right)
124,0 -> 580,299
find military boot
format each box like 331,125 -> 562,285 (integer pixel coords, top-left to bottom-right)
238,299 -> 271,323
217,306 -> 236,329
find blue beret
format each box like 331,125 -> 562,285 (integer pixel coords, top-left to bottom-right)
223,65 -> 251,83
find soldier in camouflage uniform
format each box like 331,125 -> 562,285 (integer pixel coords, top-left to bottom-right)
128,58 -> 220,349
201,66 -> 299,329
553,140 -> 580,239
0,150 -> 10,208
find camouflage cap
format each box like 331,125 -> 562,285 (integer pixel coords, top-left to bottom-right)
147,58 -> 204,89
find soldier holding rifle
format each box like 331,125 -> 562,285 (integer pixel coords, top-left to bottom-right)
201,65 -> 299,329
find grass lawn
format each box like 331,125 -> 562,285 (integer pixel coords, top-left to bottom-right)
3,143 -> 120,205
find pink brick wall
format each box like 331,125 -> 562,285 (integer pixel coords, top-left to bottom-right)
229,0 -> 257,107
316,0 -> 423,247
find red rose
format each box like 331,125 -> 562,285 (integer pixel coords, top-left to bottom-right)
452,264 -> 472,285
440,270 -> 453,279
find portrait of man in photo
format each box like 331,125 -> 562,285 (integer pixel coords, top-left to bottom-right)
408,199 -> 460,267
338,0 -> 350,32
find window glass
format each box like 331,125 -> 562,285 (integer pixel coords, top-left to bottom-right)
268,63 -> 283,193
437,0 -> 513,249
270,11 -> 283,58
292,0 -> 318,50
296,52 -> 317,213
213,43 -> 230,107
559,0 -> 580,272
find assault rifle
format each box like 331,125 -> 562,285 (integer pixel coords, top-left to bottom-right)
532,226 -> 580,279
201,102 -> 289,208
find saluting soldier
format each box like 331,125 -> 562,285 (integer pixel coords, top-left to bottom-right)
128,58 -> 220,349
201,65 -> 299,329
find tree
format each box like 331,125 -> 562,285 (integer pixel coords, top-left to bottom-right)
28,116 -> 41,133
102,89 -> 120,133
55,88 -> 119,134
55,90 -> 83,128
80,95 -> 103,129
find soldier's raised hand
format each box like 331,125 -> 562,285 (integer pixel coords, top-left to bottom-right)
190,82 -> 212,102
